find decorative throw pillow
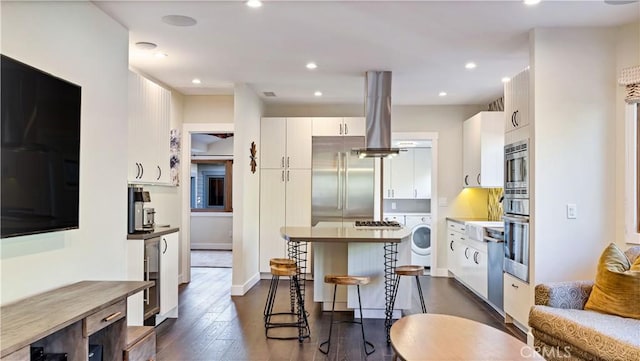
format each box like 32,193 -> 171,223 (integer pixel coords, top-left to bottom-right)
625,245 -> 640,265
632,254 -> 640,271
584,243 -> 640,319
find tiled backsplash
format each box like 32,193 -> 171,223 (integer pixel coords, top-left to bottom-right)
487,188 -> 503,221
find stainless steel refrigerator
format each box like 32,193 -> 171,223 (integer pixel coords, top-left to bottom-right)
312,136 -> 374,225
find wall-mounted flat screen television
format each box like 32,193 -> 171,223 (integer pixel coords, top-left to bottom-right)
1,55 -> 81,238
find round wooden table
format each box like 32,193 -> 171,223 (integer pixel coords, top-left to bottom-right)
390,314 -> 544,361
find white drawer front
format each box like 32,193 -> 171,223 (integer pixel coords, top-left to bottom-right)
503,273 -> 532,329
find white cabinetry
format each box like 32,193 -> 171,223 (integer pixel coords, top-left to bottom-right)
462,112 -> 504,188
447,221 -> 465,276
383,148 -> 431,199
158,232 -> 179,320
128,71 -> 171,185
259,118 -> 312,273
503,273 -> 532,329
504,69 -> 530,133
312,117 -> 365,137
447,221 -> 488,299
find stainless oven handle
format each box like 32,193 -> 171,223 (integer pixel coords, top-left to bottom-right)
503,214 -> 529,223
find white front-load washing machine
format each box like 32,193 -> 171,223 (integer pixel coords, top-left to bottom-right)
406,215 -> 432,267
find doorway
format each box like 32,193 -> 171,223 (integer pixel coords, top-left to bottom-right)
180,123 -> 234,283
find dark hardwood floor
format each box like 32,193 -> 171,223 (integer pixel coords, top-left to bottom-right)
155,268 -> 525,361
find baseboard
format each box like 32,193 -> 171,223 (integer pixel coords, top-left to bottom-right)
191,243 -> 232,250
231,272 -> 260,296
430,268 -> 450,277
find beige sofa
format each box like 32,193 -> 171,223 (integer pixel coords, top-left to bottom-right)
529,281 -> 640,361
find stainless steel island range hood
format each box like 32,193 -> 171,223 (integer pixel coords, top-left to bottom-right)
353,71 -> 400,158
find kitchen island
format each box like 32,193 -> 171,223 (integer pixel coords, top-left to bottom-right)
281,224 -> 412,341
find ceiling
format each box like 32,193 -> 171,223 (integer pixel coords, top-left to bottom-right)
95,0 -> 639,106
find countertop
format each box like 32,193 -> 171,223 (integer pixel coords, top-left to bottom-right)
280,225 -> 411,243
446,217 -> 494,224
127,226 -> 180,240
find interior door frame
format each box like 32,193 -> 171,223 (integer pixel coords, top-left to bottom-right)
378,132 -> 441,275
180,123 -> 234,284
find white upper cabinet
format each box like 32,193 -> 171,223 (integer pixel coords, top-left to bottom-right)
462,112 -> 504,188
260,117 -> 287,169
128,71 -> 171,185
261,117 -> 312,169
383,148 -> 432,199
414,148 -> 431,199
312,117 -> 365,137
505,69 -> 530,133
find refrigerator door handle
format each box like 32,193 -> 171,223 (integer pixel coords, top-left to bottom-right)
344,152 -> 349,210
337,152 -> 343,210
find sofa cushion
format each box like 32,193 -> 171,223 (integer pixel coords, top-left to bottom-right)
625,245 -> 640,264
585,243 -> 640,319
530,306 -> 640,361
632,254 -> 640,271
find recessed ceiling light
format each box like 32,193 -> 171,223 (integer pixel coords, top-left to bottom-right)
246,0 -> 263,8
135,42 -> 157,50
438,91 -> 447,97
306,62 -> 318,70
524,0 -> 541,5
314,91 -> 322,97
465,62 -> 477,70
501,77 -> 511,83
192,78 -> 201,84
161,15 -> 197,27
154,52 -> 168,59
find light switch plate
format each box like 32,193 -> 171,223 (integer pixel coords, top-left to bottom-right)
567,204 -> 577,219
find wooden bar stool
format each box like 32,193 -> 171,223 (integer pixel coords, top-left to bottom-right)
263,258 -> 297,317
386,265 -> 427,344
319,275 -> 375,356
390,265 -> 427,314
263,263 -> 310,342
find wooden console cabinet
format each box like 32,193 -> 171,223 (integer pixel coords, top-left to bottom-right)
0,281 -> 153,361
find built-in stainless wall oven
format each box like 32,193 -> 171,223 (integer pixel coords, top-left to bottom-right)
503,139 -> 530,283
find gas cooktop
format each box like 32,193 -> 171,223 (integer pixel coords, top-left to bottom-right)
354,220 -> 402,229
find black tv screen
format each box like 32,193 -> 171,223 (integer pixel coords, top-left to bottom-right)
1,55 -> 81,238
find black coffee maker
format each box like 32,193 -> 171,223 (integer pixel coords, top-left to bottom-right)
128,185 -> 151,234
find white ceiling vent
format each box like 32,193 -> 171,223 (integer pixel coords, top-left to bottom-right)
263,91 -> 276,97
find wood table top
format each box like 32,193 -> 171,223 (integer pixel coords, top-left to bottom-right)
280,225 -> 411,243
0,280 -> 152,357
390,314 -> 544,361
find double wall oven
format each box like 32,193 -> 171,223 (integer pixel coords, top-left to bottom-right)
503,139 -> 530,283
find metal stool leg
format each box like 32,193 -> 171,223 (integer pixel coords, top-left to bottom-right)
318,284 -> 337,354
357,284 -> 375,355
415,275 -> 427,313
292,275 -> 310,342
264,275 -> 279,333
386,274 -> 401,343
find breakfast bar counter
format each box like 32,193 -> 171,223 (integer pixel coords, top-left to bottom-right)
281,224 -> 412,341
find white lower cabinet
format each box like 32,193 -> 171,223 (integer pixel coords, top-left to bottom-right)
447,220 -> 488,300
503,272 -> 531,329
158,232 -> 179,319
259,169 -> 311,273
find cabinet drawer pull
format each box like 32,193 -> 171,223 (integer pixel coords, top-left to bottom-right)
157,165 -> 162,180
139,163 -> 144,178
286,156 -> 290,168
511,283 -> 519,289
281,156 -> 285,168
339,123 -> 343,135
464,175 -> 469,186
103,311 -> 122,322
344,123 -> 349,135
473,252 -> 479,264
476,173 -> 481,185
450,240 -> 454,251
464,248 -> 470,259
514,110 -> 519,126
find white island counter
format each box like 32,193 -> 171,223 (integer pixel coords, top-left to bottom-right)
280,223 -> 413,333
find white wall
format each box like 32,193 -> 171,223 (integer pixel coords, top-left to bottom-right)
615,21 -> 640,247
531,27 -> 617,283
231,84 -> 263,295
184,95 -> 234,124
190,214 -> 233,250
264,103 -> 363,117
0,2 -> 129,303
206,137 -> 234,156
